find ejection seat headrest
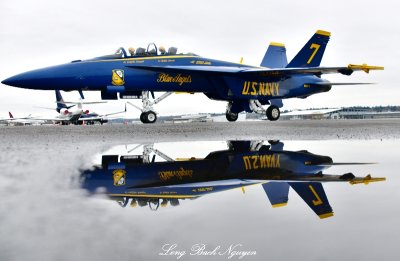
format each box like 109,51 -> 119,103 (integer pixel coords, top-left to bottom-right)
167,47 -> 177,55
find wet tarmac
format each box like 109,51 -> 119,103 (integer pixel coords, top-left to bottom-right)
0,120 -> 399,261
1,119 -> 400,143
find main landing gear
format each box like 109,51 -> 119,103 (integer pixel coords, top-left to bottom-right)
127,91 -> 172,124
226,102 -> 239,122
225,100 -> 281,122
266,105 -> 280,121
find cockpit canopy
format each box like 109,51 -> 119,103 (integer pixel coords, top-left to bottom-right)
88,43 -> 198,61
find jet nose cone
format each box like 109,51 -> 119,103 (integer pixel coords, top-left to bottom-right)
1,72 -> 35,88
1,76 -> 19,87
2,67 -> 56,89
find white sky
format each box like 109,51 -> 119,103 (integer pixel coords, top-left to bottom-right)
0,0 -> 399,117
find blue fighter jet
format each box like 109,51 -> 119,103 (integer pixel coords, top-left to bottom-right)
2,30 -> 383,123
80,140 -> 384,218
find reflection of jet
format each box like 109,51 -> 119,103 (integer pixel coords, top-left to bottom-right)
3,31 -> 383,124
81,141 -> 385,218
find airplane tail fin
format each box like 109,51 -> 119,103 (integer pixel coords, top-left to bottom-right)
260,43 -> 287,108
260,42 -> 288,68
56,90 -> 74,113
287,30 -> 331,68
9,112 -> 14,118
289,182 -> 333,219
262,182 -> 289,207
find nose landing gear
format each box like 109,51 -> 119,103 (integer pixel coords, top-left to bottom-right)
140,111 -> 157,124
127,91 -> 172,124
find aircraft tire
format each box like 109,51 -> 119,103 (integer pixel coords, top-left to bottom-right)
140,112 -> 147,123
266,105 -> 280,121
226,112 -> 239,122
142,111 -> 157,124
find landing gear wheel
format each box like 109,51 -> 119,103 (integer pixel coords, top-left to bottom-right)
266,105 -> 280,121
226,112 -> 239,122
140,112 -> 146,123
140,111 -> 157,124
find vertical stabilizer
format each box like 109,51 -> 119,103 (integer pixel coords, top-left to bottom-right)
262,182 -> 289,207
287,30 -> 331,68
260,42 -> 288,68
289,182 -> 333,219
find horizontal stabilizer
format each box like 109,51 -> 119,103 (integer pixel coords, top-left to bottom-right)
262,182 -> 289,207
289,182 -> 333,219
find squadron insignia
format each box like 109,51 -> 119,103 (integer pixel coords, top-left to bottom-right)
111,69 -> 125,86
113,169 -> 126,186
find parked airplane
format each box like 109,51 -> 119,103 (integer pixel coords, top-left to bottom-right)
2,30 -> 384,123
30,91 -> 85,124
55,90 -> 127,125
80,140 -> 384,218
0,112 -> 45,126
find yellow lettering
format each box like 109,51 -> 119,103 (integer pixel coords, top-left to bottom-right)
251,155 -> 259,169
259,82 -> 265,95
309,185 -> 323,206
251,82 -> 257,95
276,154 -> 280,168
270,155 -> 276,167
307,43 -> 320,64
157,73 -> 191,85
269,83 -> 275,96
242,154 -> 281,171
260,155 -> 266,168
266,155 -> 271,167
243,156 -> 251,170
265,83 -> 271,95
274,83 -> 279,95
242,82 -> 250,95
158,168 -> 193,181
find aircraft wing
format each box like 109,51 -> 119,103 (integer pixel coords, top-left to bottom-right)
122,179 -> 262,199
79,111 -> 126,121
29,114 -> 82,122
81,103 -> 127,121
27,117 -> 71,122
127,64 -> 383,76
241,64 -> 384,76
2,115 -> 34,121
103,103 -> 127,117
78,115 -> 104,121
